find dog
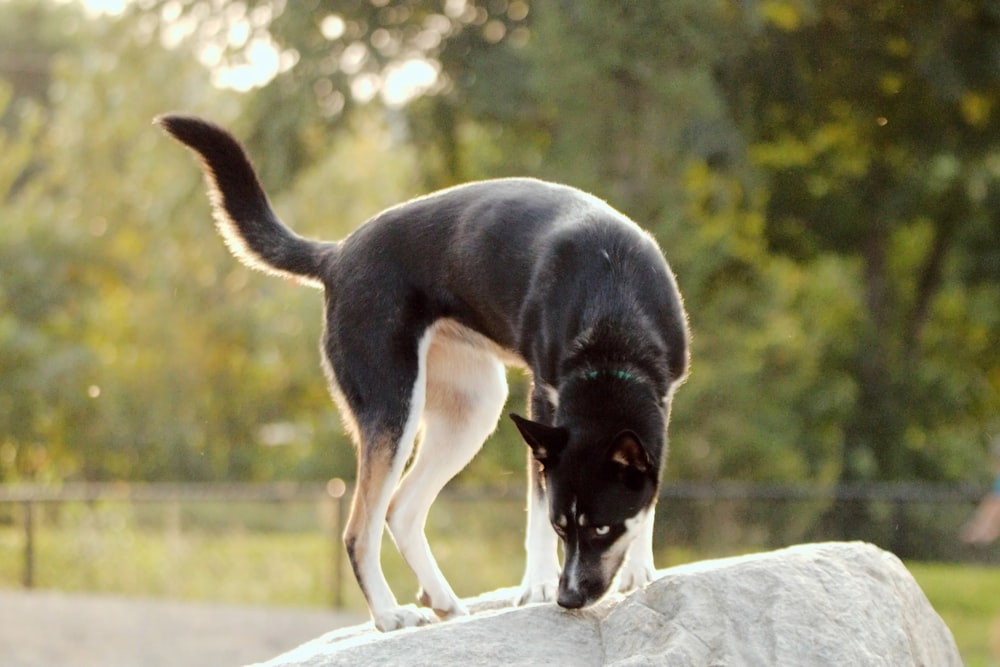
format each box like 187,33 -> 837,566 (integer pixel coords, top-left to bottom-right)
157,114 -> 689,631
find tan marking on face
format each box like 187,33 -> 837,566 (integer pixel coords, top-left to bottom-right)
611,450 -> 630,466
598,508 -> 652,583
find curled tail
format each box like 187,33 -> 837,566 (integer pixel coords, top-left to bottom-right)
156,114 -> 334,287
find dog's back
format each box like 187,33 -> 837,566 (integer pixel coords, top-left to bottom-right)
329,178 -> 686,385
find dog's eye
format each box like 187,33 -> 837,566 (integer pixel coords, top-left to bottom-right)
594,525 -> 610,536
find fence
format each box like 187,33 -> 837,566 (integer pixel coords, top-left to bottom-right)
655,481 -> 997,564
0,481 -> 352,606
0,481 -> 994,609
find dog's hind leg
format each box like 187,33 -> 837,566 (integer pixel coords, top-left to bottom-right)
386,332 -> 508,618
337,330 -> 437,632
345,440 -> 433,632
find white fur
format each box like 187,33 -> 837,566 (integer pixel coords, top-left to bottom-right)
354,328 -> 437,632
387,322 -> 508,620
517,489 -> 560,604
616,507 -> 657,592
205,181 -> 325,289
347,320 -> 510,631
559,506 -> 655,603
344,316 -> 660,628
540,382 -> 560,409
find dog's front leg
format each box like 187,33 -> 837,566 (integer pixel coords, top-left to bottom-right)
517,457 -> 560,604
616,506 -> 657,593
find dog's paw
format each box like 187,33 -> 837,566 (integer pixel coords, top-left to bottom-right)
516,579 -> 558,606
372,604 -> 439,632
616,560 -> 655,593
417,588 -> 469,620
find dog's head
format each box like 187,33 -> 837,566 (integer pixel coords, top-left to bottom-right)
511,412 -> 660,609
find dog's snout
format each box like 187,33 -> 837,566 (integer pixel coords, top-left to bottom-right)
558,566 -> 614,610
557,585 -> 586,609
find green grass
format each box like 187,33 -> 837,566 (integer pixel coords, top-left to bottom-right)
0,498 -> 528,612
0,500 -> 998,665
909,562 -> 1000,667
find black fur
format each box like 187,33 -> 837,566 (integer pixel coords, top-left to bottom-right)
158,113 -> 689,621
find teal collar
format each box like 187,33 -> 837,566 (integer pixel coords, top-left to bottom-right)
582,368 -> 637,382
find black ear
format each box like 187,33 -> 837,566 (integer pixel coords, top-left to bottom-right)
607,431 -> 652,475
510,413 -> 569,466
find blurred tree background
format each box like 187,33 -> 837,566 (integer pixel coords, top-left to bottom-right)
1,0 -> 998,497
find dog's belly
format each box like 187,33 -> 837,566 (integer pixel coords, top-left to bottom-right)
421,319 -> 521,429
431,318 -> 526,369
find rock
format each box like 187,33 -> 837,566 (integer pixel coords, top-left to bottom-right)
250,542 -> 961,667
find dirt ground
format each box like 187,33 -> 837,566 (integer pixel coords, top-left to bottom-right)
0,588 -> 366,667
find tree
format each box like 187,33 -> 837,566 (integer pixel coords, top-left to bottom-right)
716,0 -> 1000,483
5,0 -> 996,495
117,0 -> 879,487
140,0 -> 532,188
0,6 -> 342,482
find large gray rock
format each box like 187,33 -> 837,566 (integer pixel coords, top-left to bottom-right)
251,542 -> 960,667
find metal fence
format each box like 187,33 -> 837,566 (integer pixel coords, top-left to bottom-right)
0,481 -> 995,609
0,481 -> 351,604
655,481 -> 997,564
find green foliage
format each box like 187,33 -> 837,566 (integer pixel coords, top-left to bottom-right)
526,0 -> 732,211
717,0 -> 1000,482
0,5 -> 340,482
665,162 -> 860,482
0,0 -> 997,496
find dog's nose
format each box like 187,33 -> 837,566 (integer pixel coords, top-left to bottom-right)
557,585 -> 586,609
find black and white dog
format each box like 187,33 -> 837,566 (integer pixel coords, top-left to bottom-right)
157,115 -> 689,631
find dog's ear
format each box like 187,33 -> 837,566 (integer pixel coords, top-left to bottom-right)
510,413 -> 569,467
607,431 -> 653,482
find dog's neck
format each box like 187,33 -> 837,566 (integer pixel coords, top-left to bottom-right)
580,368 -> 640,383
557,318 -> 672,396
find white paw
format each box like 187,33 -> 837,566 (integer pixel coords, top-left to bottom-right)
417,588 -> 469,620
372,604 -> 439,632
516,579 -> 558,605
617,560 -> 655,593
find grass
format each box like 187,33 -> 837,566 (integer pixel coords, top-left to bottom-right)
0,499 -> 998,665
0,497 -> 528,612
909,562 -> 1000,667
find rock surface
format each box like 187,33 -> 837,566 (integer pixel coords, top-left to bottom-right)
251,542 -> 961,667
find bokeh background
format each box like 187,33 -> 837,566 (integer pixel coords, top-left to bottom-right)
1,0 -> 999,664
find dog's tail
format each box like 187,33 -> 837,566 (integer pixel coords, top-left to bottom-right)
156,114 -> 334,288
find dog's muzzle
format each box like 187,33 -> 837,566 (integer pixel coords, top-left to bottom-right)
557,584 -> 588,609
557,565 -> 609,609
